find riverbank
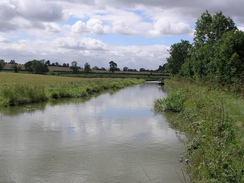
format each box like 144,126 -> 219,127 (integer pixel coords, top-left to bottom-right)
154,78 -> 244,182
0,72 -> 144,107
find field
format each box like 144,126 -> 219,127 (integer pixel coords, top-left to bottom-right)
3,64 -> 169,80
0,72 -> 144,107
154,78 -> 244,182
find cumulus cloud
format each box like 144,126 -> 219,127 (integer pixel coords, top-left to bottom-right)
1,0 -> 244,70
72,19 -> 111,35
148,18 -> 193,36
0,0 -> 64,33
53,37 -> 108,50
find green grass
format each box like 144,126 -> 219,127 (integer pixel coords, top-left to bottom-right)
155,78 -> 244,183
0,72 -> 144,107
154,90 -> 186,112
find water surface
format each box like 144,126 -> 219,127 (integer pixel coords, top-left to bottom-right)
0,84 -> 185,183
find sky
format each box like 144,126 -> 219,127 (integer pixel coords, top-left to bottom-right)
0,0 -> 244,70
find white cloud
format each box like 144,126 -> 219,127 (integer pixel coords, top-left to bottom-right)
1,0 -> 244,70
53,37 -> 108,50
148,18 -> 193,37
72,19 -> 111,35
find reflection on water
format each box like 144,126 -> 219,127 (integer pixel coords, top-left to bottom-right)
0,84 -> 185,183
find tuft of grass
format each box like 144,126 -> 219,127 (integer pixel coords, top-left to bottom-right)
154,90 -> 186,112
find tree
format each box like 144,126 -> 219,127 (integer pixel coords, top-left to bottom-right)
194,11 -> 237,45
62,63 -> 69,67
156,64 -> 168,73
70,61 -> 79,74
109,61 -> 117,73
214,30 -> 244,83
92,66 -> 99,70
166,40 -> 191,75
189,11 -> 237,77
9,60 -> 16,64
45,60 -> 51,66
139,68 -> 146,72
123,67 -> 128,72
84,62 -> 91,73
0,59 -> 5,71
24,60 -> 49,74
11,64 -> 22,73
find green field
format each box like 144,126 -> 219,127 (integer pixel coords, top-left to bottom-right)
0,72 -> 144,107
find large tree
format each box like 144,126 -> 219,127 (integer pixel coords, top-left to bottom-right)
24,60 -> 49,74
189,11 -> 237,77
109,61 -> 117,73
84,62 -> 91,73
166,40 -> 191,75
194,11 -> 237,45
70,61 -> 79,74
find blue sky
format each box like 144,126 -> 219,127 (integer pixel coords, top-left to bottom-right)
0,0 -> 243,70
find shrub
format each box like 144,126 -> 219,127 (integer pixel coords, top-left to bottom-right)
154,90 -> 186,112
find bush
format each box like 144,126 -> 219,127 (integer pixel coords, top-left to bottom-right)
154,90 -> 186,112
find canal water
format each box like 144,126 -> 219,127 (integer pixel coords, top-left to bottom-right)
0,83 -> 185,183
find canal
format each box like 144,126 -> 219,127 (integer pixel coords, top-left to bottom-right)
0,83 -> 185,183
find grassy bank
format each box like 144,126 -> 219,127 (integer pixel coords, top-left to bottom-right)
0,72 -> 144,107
154,78 -> 244,183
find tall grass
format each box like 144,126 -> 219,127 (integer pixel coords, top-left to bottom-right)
155,78 -> 244,183
154,90 -> 186,112
1,85 -> 47,106
0,73 -> 144,107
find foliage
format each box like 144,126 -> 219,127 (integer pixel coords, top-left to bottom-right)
9,60 -> 16,64
169,10 -> 244,89
0,59 -> 5,71
154,90 -> 186,112
84,62 -> 91,73
213,30 -> 244,84
155,64 -> 168,73
24,59 -> 49,74
109,61 -> 117,73
123,66 -> 128,71
194,11 -> 237,45
166,40 -> 191,75
185,108 -> 243,183
11,64 -> 22,73
186,11 -> 237,78
70,61 -> 79,74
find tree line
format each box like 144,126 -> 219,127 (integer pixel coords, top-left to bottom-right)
0,59 -> 167,74
165,11 -> 244,85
